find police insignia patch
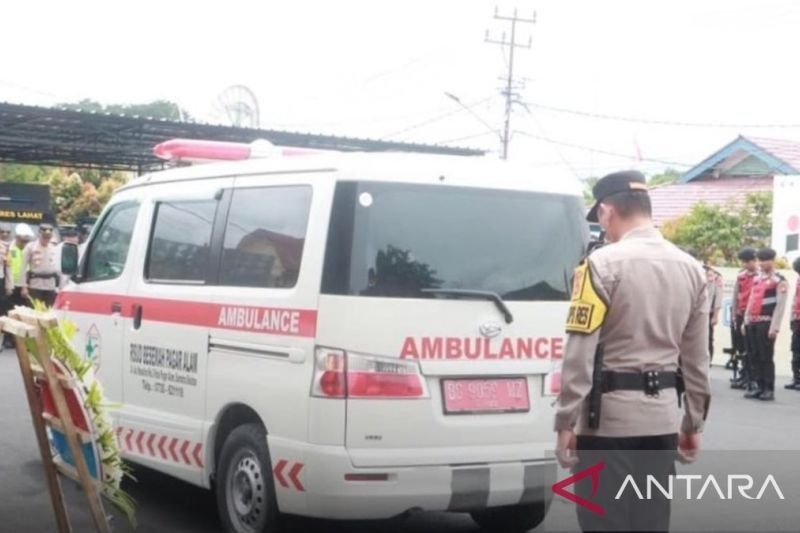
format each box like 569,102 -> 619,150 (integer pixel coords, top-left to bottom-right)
566,260 -> 608,335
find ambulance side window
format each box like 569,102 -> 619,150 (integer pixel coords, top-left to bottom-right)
219,186 -> 312,289
146,200 -> 218,284
84,202 -> 140,282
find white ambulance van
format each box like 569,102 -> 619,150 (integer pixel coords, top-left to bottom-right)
57,139 -> 589,533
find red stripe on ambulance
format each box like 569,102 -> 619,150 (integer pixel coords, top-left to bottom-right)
55,291 -> 317,338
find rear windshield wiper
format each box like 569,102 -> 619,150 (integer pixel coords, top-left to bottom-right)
421,288 -> 514,324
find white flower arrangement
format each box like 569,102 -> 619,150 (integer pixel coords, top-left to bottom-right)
29,302 -> 136,527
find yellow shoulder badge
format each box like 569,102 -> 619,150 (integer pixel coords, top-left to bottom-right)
566,261 -> 608,335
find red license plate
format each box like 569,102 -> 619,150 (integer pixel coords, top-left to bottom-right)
441,378 -> 529,414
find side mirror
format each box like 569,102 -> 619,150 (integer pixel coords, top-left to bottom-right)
61,242 -> 80,277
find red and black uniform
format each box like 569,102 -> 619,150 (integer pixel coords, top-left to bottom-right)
732,269 -> 757,353
745,271 -> 789,395
731,269 -> 757,387
788,279 -> 800,388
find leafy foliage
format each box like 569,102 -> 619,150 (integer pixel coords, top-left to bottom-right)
648,168 -> 681,187
58,98 -> 192,122
661,192 -> 772,265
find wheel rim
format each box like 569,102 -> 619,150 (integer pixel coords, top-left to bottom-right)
226,451 -> 267,532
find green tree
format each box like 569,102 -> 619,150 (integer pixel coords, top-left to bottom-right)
0,163 -> 49,183
648,168 -> 681,187
661,192 -> 772,265
581,176 -> 599,206
59,98 -> 192,121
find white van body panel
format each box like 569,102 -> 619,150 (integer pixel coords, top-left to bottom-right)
57,152 -> 585,518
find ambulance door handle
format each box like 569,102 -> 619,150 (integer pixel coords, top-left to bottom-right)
132,304 -> 143,330
111,302 -> 122,314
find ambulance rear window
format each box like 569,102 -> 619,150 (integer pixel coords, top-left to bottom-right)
322,181 -> 588,301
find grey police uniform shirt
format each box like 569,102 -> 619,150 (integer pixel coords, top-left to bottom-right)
555,225 -> 712,437
21,239 -> 60,292
705,266 -> 723,316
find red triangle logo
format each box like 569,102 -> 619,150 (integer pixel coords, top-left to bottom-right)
551,461 -> 606,516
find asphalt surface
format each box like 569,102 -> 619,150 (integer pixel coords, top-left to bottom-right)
1,347 -> 799,533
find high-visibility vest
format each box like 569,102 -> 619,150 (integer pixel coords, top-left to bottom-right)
9,245 -> 24,286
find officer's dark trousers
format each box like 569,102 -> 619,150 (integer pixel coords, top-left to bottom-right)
751,322 -> 776,392
744,325 -> 757,385
733,316 -> 747,355
708,314 -> 715,361
574,434 -> 678,533
28,289 -> 56,308
791,324 -> 800,383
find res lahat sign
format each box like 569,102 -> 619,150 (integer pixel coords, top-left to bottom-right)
0,183 -> 53,224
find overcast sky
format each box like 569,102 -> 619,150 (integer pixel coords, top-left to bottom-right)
3,0 -> 800,180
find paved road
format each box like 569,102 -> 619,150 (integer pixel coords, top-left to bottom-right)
1,348 -> 798,532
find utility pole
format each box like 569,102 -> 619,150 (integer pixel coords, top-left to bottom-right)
485,7 -> 536,160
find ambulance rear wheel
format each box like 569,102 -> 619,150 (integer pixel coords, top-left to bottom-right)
217,423 -> 279,533
470,501 -> 547,532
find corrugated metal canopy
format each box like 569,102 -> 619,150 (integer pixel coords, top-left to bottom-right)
0,102 -> 484,172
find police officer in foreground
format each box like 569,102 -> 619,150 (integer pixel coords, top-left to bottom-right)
730,248 -> 758,389
743,248 -> 787,401
785,257 -> 800,390
555,170 -> 711,532
20,222 -> 60,307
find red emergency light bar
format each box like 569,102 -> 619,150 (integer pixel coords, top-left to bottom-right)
153,138 -> 321,163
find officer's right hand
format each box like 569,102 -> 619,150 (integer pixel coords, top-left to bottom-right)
555,429 -> 578,468
677,431 -> 701,464
20,287 -> 29,299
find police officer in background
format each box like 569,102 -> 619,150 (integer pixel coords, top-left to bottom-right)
704,261 -> 723,362
730,248 -> 758,389
21,222 -> 60,307
0,224 -> 12,351
784,257 -> 800,390
555,170 -> 711,532
686,249 -> 724,362
744,248 -> 788,401
4,223 -> 34,348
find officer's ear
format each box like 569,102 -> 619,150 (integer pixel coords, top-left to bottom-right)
597,202 -> 613,226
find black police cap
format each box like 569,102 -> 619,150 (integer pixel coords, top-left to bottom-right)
793,256 -> 800,274
737,247 -> 756,261
756,248 -> 776,261
586,170 -> 648,222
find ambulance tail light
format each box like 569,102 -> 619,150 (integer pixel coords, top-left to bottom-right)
311,348 -> 428,399
312,347 -> 347,398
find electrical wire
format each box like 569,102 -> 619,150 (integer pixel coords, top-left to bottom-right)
381,96 -> 495,139
513,130 -> 693,167
524,101 -> 800,129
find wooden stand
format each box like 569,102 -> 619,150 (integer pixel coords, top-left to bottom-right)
1,308 -> 111,533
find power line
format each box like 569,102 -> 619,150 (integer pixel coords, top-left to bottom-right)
524,101 -> 800,129
485,7 -> 536,160
436,131 -> 496,145
513,130 -> 693,167
381,96 -> 493,139
524,110 -> 580,179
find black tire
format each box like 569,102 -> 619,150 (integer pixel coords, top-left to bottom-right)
216,423 -> 280,533
470,501 -> 547,532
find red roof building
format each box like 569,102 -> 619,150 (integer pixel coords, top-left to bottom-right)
649,136 -> 800,225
